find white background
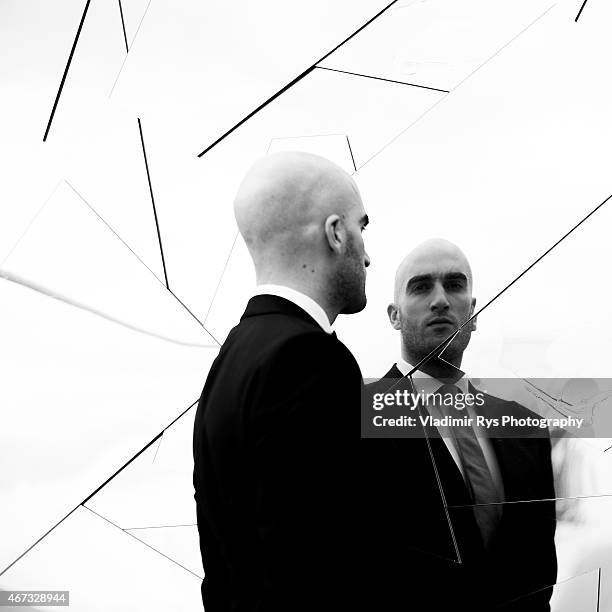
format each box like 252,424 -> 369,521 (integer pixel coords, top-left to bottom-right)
1,0 -> 612,609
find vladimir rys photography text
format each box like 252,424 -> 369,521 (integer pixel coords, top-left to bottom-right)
359,378 -> 609,438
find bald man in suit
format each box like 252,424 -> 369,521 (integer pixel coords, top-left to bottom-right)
364,240 -> 556,611
193,152 -> 370,611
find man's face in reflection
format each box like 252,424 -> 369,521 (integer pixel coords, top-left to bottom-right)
388,240 -> 477,367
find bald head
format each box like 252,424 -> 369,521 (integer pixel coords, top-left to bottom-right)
233,151 -> 370,318
234,152 -> 361,262
393,239 -> 473,303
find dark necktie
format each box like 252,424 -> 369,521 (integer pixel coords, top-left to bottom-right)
437,384 -> 502,550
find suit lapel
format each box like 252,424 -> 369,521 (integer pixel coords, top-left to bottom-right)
425,431 -> 474,507
382,364 -> 473,506
375,365 -> 486,560
382,364 -> 403,379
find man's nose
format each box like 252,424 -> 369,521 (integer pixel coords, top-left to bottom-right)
364,250 -> 371,268
430,283 -> 449,310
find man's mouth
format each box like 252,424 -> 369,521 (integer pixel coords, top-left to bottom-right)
427,318 -> 455,327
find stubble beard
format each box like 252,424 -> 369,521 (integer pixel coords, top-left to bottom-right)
334,236 -> 367,315
401,322 -> 472,367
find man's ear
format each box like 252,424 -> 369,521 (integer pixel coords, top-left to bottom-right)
470,297 -> 477,332
324,214 -> 343,254
387,303 -> 401,330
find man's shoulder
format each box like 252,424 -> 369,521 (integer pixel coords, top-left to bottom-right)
218,312 -> 358,379
197,316 -> 359,426
365,365 -> 404,395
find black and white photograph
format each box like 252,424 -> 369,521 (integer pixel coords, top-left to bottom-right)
1,0 -> 612,610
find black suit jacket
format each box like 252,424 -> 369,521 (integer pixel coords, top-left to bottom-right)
363,365 -> 557,611
193,295 -> 362,612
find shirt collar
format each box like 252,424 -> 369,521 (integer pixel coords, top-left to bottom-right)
395,356 -> 469,395
253,284 -> 333,334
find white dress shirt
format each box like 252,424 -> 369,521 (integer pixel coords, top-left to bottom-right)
396,357 -> 505,499
253,284 -> 333,334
